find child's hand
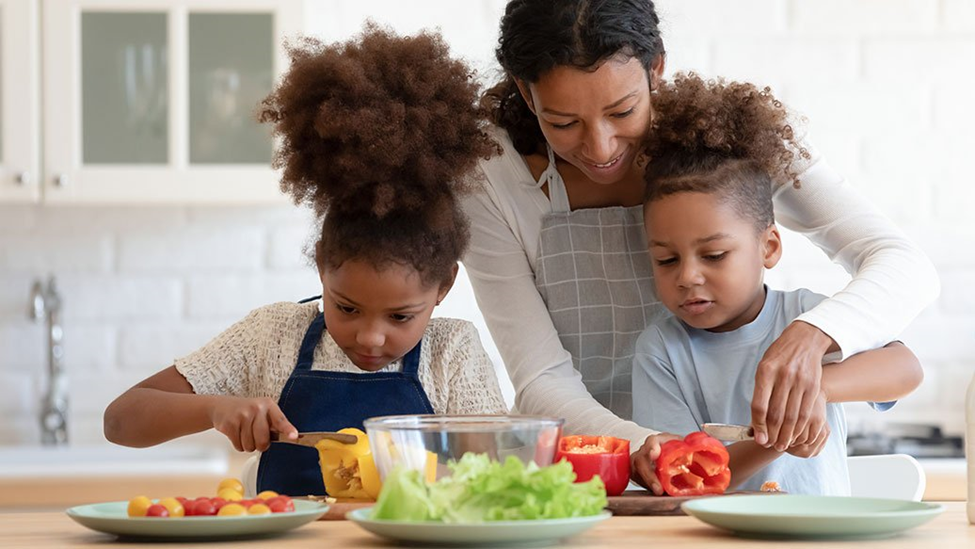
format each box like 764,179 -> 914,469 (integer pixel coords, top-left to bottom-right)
785,389 -> 829,458
786,423 -> 830,458
209,396 -> 298,452
630,432 -> 681,495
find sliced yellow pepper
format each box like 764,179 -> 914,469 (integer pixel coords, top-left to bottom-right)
315,427 -> 382,499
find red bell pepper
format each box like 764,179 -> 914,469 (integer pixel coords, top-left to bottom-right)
655,431 -> 731,497
555,435 -> 630,496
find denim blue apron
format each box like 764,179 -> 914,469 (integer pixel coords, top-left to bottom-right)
255,308 -> 434,496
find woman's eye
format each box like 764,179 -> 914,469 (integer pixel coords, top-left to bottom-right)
654,257 -> 677,266
549,120 -> 576,129
612,108 -> 635,119
704,253 -> 727,262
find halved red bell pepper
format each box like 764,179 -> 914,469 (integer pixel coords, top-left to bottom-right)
555,435 -> 630,496
655,431 -> 731,497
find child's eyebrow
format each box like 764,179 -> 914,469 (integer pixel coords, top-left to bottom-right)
331,290 -> 425,312
649,233 -> 732,248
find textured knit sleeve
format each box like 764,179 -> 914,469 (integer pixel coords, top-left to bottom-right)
443,321 -> 508,415
174,307 -> 268,397
632,328 -> 700,437
775,148 -> 940,360
463,159 -> 658,447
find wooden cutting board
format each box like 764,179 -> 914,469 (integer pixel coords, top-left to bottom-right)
606,490 -> 771,516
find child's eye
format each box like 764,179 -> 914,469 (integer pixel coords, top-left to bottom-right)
654,257 -> 677,266
336,304 -> 357,315
390,313 -> 414,323
704,252 -> 727,262
612,108 -> 635,119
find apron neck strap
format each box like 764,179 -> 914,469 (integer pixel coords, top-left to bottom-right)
543,145 -> 571,213
295,313 -> 326,371
400,339 -> 422,375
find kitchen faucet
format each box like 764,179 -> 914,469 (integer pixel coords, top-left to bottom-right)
29,276 -> 68,445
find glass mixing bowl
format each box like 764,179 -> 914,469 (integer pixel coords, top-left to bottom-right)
363,415 -> 564,481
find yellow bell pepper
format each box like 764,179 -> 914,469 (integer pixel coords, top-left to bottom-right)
315,428 -> 382,499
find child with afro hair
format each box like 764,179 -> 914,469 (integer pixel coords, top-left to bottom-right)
105,25 -> 507,497
629,74 -> 923,496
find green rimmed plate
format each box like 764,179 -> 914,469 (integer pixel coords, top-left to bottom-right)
66,500 -> 328,539
682,495 -> 943,539
347,508 -> 612,545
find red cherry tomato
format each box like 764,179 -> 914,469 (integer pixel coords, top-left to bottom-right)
211,497 -> 227,511
266,496 -> 295,513
190,499 -> 217,516
175,496 -> 189,507
145,504 -> 170,518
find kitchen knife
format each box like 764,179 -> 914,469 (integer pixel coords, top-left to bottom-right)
701,423 -> 754,442
270,431 -> 358,447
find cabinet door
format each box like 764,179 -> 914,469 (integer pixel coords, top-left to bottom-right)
0,0 -> 40,202
43,0 -> 300,204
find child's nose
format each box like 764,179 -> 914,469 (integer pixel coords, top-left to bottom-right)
356,325 -> 385,348
677,262 -> 705,287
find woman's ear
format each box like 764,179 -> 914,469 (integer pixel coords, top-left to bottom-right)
763,225 -> 783,269
436,264 -> 460,305
514,79 -> 537,115
650,54 -> 666,91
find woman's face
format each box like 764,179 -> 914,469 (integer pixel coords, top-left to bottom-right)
520,56 -> 654,186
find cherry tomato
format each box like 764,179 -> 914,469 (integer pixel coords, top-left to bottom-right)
127,496 -> 153,517
256,490 -> 278,500
145,504 -> 170,518
217,503 -> 247,516
266,496 -> 294,513
211,497 -> 228,511
157,497 -> 185,518
238,499 -> 255,509
190,499 -> 217,516
248,503 -> 272,515
217,488 -> 243,502
175,496 -> 189,507
217,478 -> 244,496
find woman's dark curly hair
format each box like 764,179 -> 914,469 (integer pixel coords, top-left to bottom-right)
643,73 -> 811,231
258,25 -> 496,288
482,0 -> 665,155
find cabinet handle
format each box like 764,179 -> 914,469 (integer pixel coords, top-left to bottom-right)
15,172 -> 33,186
53,174 -> 68,187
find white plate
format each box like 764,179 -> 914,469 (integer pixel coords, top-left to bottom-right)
347,508 -> 611,545
66,500 -> 328,539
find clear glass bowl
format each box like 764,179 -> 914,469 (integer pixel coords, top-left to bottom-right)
363,415 -> 564,481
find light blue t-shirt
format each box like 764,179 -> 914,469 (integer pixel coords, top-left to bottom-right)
632,288 -> 893,496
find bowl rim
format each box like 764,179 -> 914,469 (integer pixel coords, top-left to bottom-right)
363,414 -> 564,431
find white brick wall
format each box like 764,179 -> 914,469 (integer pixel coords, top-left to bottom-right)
0,0 -> 971,449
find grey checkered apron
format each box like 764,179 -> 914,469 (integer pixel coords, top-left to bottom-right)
533,146 -> 665,420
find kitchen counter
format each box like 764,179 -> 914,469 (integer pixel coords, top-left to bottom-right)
1,502 -> 971,548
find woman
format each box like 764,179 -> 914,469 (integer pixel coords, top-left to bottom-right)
462,0 -> 938,462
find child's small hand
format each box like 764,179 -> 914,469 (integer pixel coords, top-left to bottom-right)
209,396 -> 298,452
784,389 -> 829,458
630,432 -> 681,495
786,423 -> 830,458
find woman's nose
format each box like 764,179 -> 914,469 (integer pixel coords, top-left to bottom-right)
582,122 -> 616,163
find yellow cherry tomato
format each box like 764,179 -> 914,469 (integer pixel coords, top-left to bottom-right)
217,478 -> 244,496
127,495 -> 153,517
217,488 -> 244,502
157,497 -> 185,518
255,490 -> 278,500
248,503 -> 272,515
217,503 -> 247,516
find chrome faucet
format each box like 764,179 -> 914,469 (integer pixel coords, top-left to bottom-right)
29,276 -> 68,445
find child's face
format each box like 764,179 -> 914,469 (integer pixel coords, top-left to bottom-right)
645,191 -> 781,332
320,260 -> 450,371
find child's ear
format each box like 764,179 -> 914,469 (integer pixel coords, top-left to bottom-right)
514,79 -> 537,115
436,264 -> 460,305
763,225 -> 783,269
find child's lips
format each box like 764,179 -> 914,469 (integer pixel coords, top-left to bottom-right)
680,299 -> 714,315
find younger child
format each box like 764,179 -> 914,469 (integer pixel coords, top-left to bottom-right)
104,26 -> 506,497
630,74 -> 923,495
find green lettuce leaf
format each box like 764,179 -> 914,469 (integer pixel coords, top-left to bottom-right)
369,453 -> 607,523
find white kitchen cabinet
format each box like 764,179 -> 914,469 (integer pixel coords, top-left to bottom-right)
0,0 -> 40,202
41,0 -> 300,204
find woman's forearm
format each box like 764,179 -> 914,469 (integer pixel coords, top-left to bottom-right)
727,441 -> 782,489
104,389 -> 219,447
821,342 -> 923,404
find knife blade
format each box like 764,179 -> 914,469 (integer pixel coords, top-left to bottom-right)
270,431 -> 358,447
701,423 -> 754,442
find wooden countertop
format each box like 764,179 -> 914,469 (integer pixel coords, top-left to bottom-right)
1,501 -> 971,548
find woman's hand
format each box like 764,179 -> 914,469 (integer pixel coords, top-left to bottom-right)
630,432 -> 681,495
209,396 -> 298,452
751,321 -> 835,451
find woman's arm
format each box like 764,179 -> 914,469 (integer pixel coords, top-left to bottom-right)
462,176 -> 656,450
821,341 -> 923,404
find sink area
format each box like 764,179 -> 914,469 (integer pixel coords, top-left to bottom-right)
0,444 -> 228,478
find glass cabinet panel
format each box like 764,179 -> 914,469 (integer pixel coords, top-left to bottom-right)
81,12 -> 168,164
188,13 -> 273,164
1,8 -> 5,162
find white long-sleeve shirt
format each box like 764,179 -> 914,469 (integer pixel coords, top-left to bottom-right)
461,127 -> 939,450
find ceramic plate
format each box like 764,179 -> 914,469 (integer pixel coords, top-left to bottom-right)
66,500 -> 328,539
347,508 -> 611,545
682,495 -> 943,539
